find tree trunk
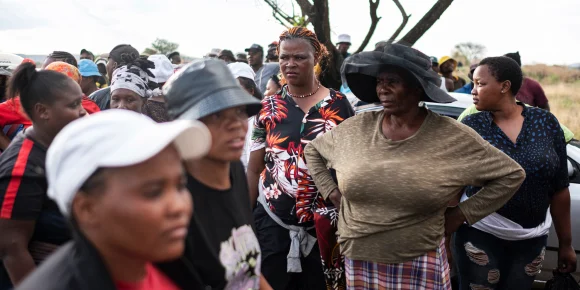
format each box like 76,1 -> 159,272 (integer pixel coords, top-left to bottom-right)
398,0 -> 453,46
307,0 -> 342,90
310,0 -> 331,44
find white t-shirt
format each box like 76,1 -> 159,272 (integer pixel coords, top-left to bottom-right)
440,76 -> 448,91
241,116 -> 255,171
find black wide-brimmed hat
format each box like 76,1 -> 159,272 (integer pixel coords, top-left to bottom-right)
163,59 -> 262,120
342,43 -> 456,104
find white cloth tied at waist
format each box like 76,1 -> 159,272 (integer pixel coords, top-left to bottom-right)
460,193 -> 551,240
258,179 -> 316,273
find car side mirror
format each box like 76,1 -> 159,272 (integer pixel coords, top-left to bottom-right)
568,160 -> 578,178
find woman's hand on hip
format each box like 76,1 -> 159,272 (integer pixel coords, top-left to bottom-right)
558,245 -> 577,273
444,206 -> 466,235
329,189 -> 342,211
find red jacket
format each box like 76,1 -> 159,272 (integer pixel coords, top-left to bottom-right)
1,96 -> 100,139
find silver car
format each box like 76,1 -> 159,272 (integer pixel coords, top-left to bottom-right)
353,92 -> 580,284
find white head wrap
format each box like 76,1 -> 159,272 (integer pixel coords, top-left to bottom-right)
110,65 -> 152,98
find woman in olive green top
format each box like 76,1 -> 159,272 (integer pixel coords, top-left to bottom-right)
304,44 -> 525,289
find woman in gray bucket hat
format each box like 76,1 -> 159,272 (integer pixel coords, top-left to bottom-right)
163,59 -> 272,289
304,43 -> 526,289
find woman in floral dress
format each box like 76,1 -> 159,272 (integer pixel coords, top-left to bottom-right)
247,27 -> 354,290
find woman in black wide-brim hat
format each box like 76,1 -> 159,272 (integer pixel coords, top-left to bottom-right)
304,43 -> 527,289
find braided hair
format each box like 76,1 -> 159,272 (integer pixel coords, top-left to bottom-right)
48,51 -> 78,67
109,44 -> 140,67
128,57 -> 157,90
277,27 -> 328,83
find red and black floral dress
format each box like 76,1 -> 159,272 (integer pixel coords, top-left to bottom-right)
251,86 -> 354,289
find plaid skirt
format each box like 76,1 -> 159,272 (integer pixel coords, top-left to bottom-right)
345,239 -> 451,290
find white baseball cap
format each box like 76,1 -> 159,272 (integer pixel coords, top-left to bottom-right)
337,34 -> 351,44
46,110 -> 211,217
227,62 -> 255,80
148,54 -> 174,83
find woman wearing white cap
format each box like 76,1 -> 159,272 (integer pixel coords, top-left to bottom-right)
143,55 -> 175,122
16,110 -> 212,290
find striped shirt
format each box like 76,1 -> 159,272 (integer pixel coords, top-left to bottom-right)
0,133 -> 71,289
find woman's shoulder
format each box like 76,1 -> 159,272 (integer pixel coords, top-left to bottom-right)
334,110 -> 382,132
260,91 -> 287,105
524,106 -> 563,131
0,134 -> 46,178
88,87 -> 110,100
429,112 -> 491,146
16,243 -> 78,290
525,105 -> 556,120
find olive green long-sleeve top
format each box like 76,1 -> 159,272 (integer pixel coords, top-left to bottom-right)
304,110 -> 525,264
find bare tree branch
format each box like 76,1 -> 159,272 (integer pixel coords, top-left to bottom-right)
398,0 -> 454,46
272,12 -> 292,27
385,0 -> 410,44
295,0 -> 314,15
354,0 -> 382,53
263,0 -> 296,26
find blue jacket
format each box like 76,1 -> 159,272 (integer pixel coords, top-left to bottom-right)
455,82 -> 473,94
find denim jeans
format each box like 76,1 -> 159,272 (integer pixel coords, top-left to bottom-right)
453,225 -> 548,290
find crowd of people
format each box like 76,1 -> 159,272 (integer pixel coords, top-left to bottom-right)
0,25 -> 576,290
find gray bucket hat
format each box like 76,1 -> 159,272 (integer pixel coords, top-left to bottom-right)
163,59 -> 262,120
342,43 -> 456,104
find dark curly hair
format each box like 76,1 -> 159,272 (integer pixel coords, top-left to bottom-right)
237,77 -> 263,100
48,51 -> 78,67
479,56 -> 523,96
109,44 -> 140,66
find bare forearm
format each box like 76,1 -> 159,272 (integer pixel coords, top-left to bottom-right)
259,275 -> 273,290
3,248 -> 36,285
551,188 -> 572,246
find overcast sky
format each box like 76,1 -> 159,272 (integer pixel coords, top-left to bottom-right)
1,0 -> 578,65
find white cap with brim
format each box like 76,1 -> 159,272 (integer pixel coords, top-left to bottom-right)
46,110 -> 212,217
228,62 -> 256,81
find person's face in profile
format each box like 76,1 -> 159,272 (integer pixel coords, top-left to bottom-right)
72,145 -> 193,263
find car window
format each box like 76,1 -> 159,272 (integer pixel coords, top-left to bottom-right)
424,104 -> 464,120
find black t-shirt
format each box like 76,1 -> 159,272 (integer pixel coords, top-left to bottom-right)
0,133 -> 71,290
187,161 -> 261,290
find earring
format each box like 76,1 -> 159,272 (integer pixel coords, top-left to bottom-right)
418,101 -> 425,107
